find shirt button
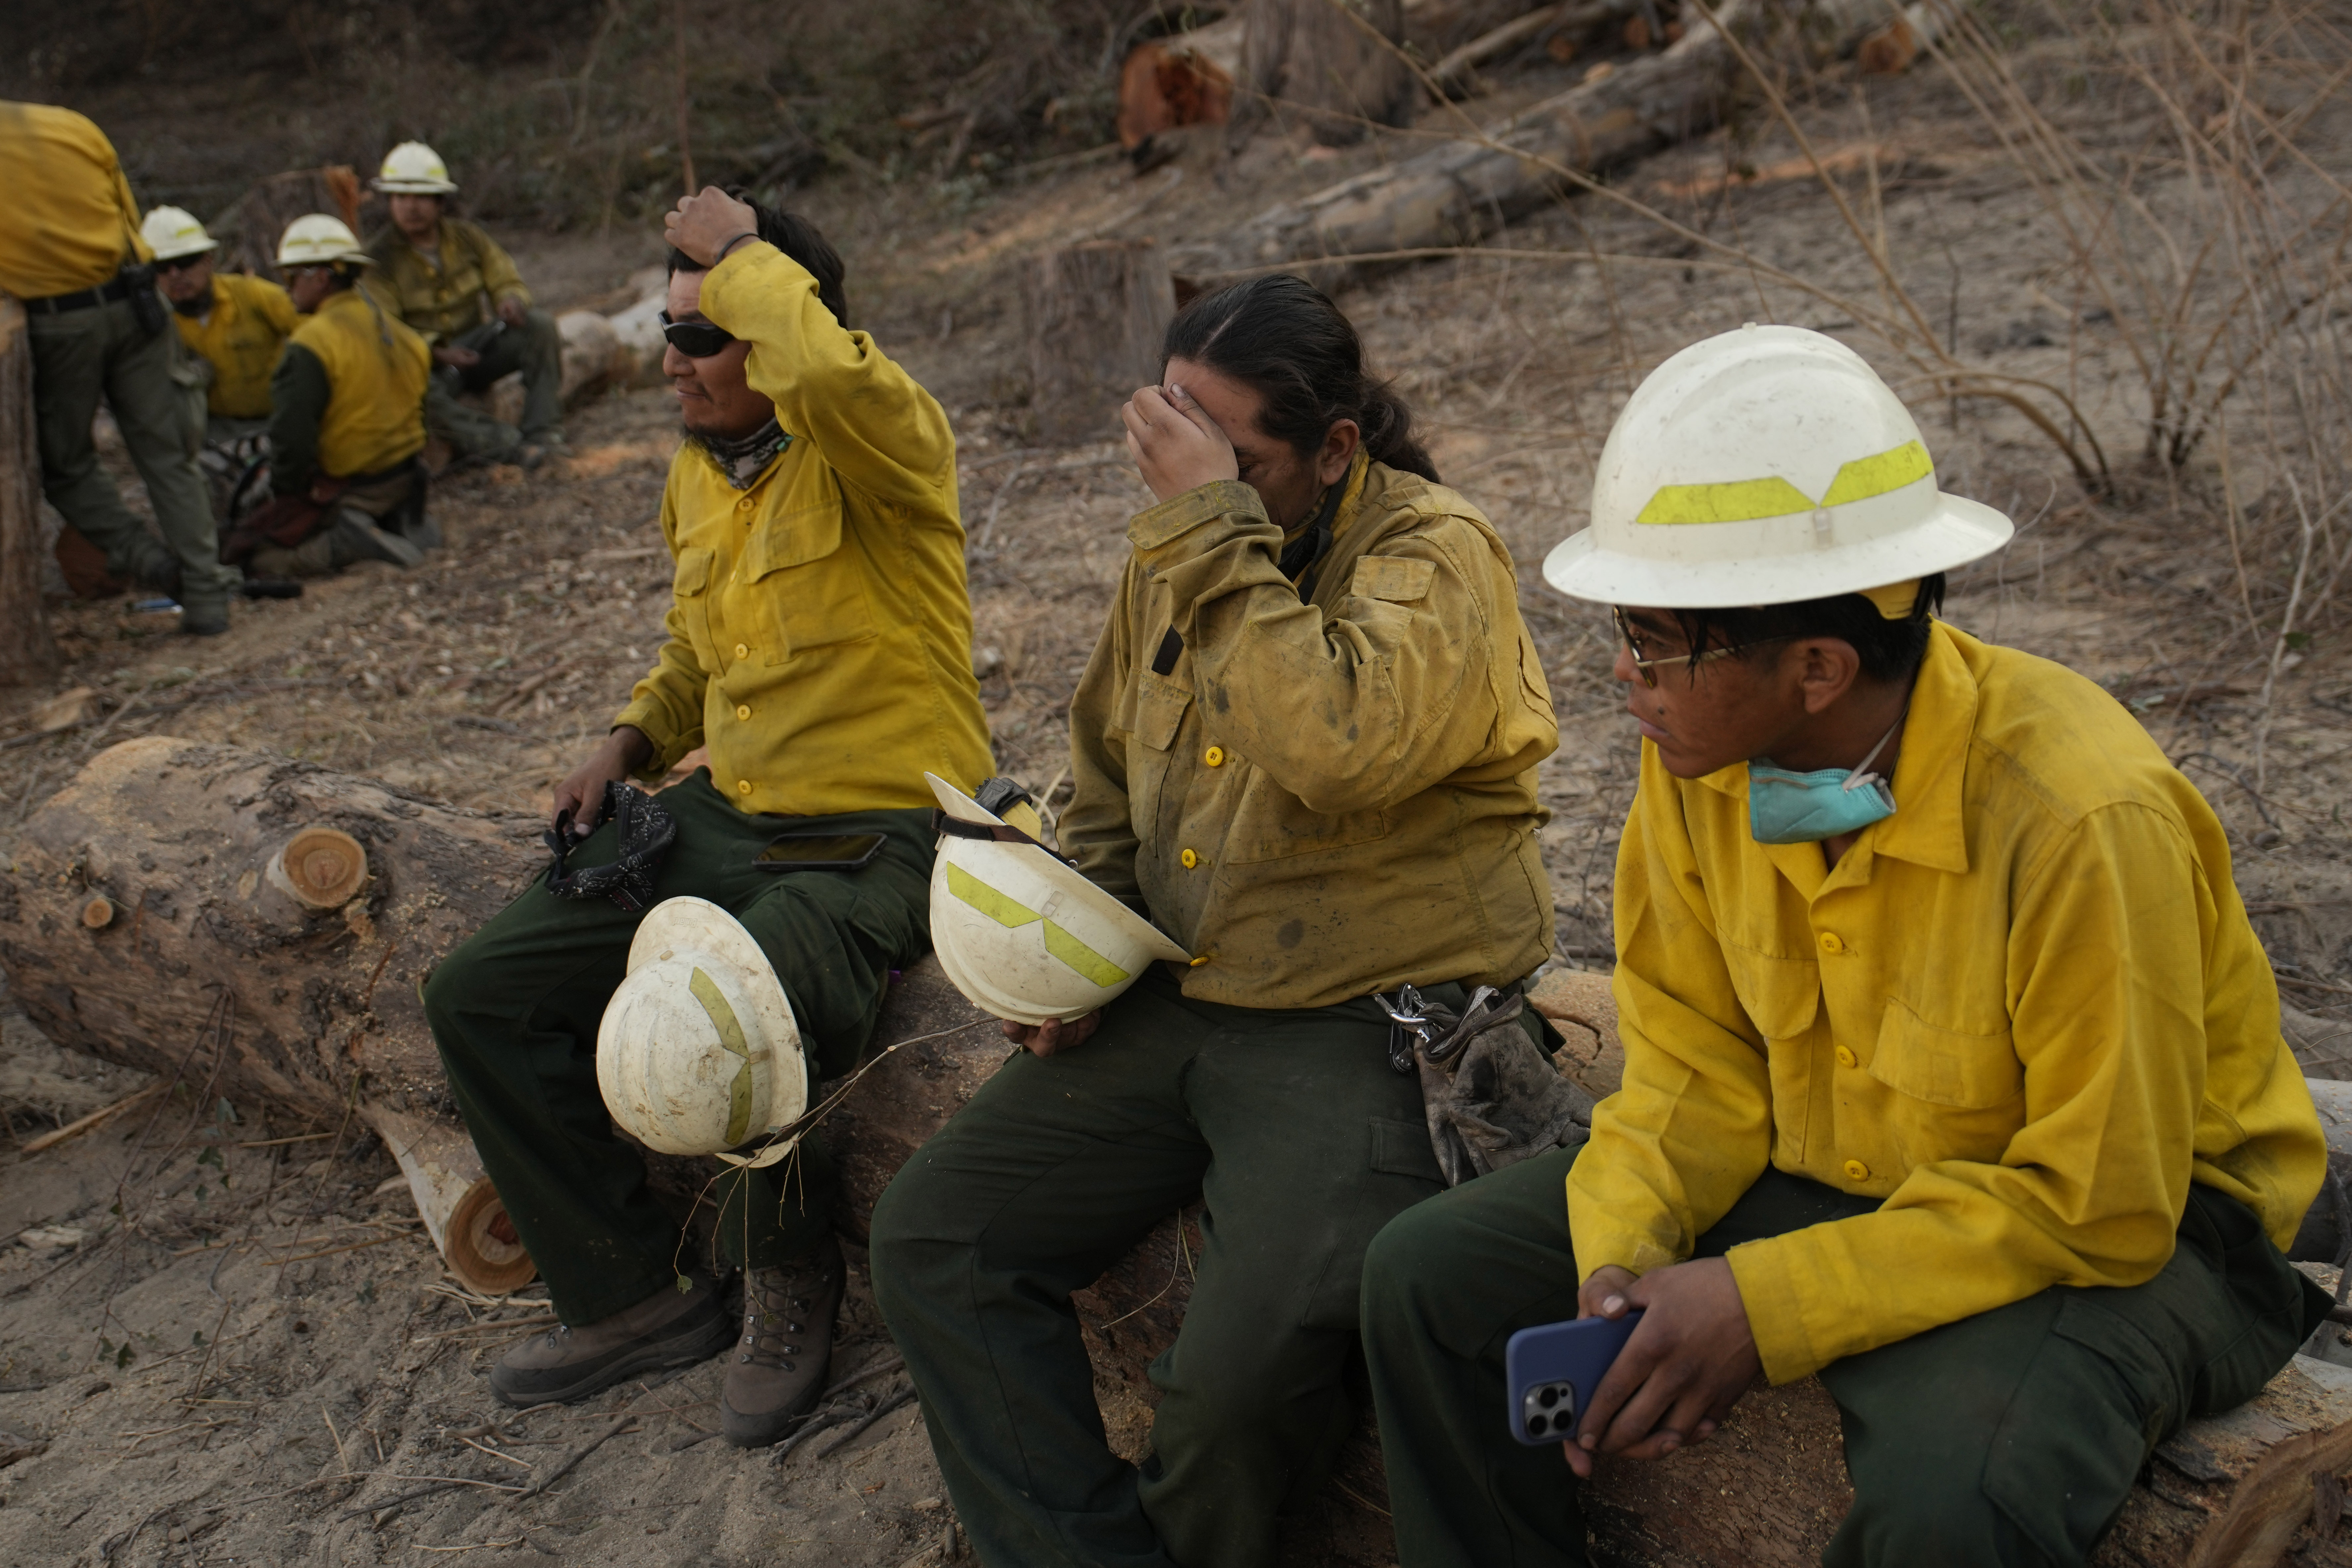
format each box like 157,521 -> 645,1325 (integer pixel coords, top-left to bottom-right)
1203,746 -> 1225,767
1180,849 -> 1199,869
1818,931 -> 1845,955
734,643 -> 749,660
736,780 -> 753,797
1835,1045 -> 1858,1068
735,704 -> 751,721
1843,1159 -> 1870,1182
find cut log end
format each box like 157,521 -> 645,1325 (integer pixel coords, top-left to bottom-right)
79,895 -> 114,930
268,827 -> 369,910
448,1179 -> 538,1295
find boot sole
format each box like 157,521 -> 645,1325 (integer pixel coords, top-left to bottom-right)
490,1306 -> 731,1408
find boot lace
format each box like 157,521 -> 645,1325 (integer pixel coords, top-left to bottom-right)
738,1268 -> 813,1371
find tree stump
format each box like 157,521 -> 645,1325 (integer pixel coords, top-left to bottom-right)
0,297 -> 57,686
1117,18 -> 1244,150
220,167 -> 365,283
1229,0 -> 1419,150
1023,240 -> 1178,447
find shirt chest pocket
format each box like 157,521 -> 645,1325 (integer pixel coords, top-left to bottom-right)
1125,669 -> 1192,845
671,546 -> 719,669
740,502 -> 877,664
1865,997 -> 2025,1169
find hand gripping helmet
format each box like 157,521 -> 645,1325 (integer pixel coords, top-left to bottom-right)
141,206 -> 217,262
1542,324 -> 2012,608
925,773 -> 1191,1027
275,214 -> 373,269
596,897 -> 808,1157
374,140 -> 459,195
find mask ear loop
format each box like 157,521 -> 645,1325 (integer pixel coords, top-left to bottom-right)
1842,708 -> 1909,793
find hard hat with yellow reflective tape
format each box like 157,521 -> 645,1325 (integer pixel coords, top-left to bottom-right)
275,214 -> 373,269
1543,324 -> 2012,609
141,206 -> 217,262
374,140 -> 459,194
595,896 -> 807,1157
925,773 -> 1191,1027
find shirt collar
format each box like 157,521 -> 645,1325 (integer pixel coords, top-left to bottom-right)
1689,619 -> 1975,877
1278,449 -> 1370,552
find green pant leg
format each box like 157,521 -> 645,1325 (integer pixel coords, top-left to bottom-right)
1138,995 -> 1443,1568
870,975 -> 1222,1568
704,803 -> 938,1269
471,308 -> 564,442
1363,1145 -> 1590,1568
26,303 -> 174,584
427,320 -> 519,459
103,312 -> 235,613
1821,1183 -> 2322,1568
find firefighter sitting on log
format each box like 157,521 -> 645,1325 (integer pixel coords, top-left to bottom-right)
423,186 -> 991,1450
1358,325 -> 2331,1568
868,275 -> 1563,1568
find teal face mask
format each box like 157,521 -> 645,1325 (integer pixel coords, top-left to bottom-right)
1747,716 -> 1903,845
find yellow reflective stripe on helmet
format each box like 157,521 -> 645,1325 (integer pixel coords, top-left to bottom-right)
1043,921 -> 1130,988
689,965 -> 756,1148
1820,440 -> 1932,508
1634,440 -> 1933,525
945,861 -> 1043,928
1636,476 -> 1816,526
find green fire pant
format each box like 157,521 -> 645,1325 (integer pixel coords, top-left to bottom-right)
424,773 -> 934,1325
868,969 -> 1541,1568
26,293 -> 237,617
1361,1144 -> 2328,1568
426,309 -> 564,458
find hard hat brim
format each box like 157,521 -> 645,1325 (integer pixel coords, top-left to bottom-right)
1541,491 -> 2014,609
625,896 -> 808,1129
372,179 -> 458,194
150,238 -> 219,261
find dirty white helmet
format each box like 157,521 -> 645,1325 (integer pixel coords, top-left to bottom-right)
596,897 -> 808,1157
275,214 -> 372,269
926,773 -> 1191,1027
374,140 -> 458,194
1543,324 -> 2013,608
141,205 -> 217,262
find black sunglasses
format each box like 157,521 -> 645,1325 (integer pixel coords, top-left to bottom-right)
154,253 -> 210,274
660,312 -> 737,359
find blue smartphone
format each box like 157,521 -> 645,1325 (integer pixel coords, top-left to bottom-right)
1504,1310 -> 1644,1445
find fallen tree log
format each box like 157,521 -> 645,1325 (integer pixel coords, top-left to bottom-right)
1168,0 -> 1887,283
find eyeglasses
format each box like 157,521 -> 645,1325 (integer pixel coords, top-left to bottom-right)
1612,606 -> 1788,688
660,312 -> 737,358
154,253 -> 209,274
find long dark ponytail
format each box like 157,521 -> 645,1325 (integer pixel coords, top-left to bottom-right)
1160,274 -> 1438,482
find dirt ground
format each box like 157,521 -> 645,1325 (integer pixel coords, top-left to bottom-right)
3,17 -> 2351,1567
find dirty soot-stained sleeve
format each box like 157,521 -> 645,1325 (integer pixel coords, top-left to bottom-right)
1058,556 -> 1145,902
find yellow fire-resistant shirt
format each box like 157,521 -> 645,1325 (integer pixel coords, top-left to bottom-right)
1059,459 -> 1559,1008
0,101 -> 149,300
614,242 -> 992,817
176,273 -> 300,419
1568,621 -> 2324,1384
284,288 -> 430,478
362,218 -> 531,345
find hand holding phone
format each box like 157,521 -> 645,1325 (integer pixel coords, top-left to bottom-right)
1545,1257 -> 1762,1477
1506,1310 -> 1644,1445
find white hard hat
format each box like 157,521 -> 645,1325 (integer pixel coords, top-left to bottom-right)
374,140 -> 458,194
595,897 -> 808,1157
1542,324 -> 2013,608
925,773 -> 1191,1027
141,205 -> 217,262
275,214 -> 372,269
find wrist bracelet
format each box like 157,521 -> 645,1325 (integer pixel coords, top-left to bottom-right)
715,231 -> 761,262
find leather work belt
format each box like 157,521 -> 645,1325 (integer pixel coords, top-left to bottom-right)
25,274 -> 137,315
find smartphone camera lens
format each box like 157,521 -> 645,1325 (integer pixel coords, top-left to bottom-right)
1527,1412 -> 1549,1435
1538,1387 -> 1560,1409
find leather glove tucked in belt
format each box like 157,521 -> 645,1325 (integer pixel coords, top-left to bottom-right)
1379,982 -> 1592,1188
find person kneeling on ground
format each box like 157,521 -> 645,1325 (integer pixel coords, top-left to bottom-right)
869,275 -> 1562,1568
365,140 -> 564,469
1360,325 -> 2330,1568
227,216 -> 434,580
424,187 -> 991,1447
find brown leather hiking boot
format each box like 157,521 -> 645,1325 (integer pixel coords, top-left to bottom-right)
721,1235 -> 845,1447
490,1271 -> 729,1407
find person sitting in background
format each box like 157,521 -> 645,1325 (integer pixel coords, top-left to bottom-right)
145,205 -> 297,446
1359,325 -> 2329,1568
226,215 -> 432,578
1,100 -> 239,634
363,140 -> 563,469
